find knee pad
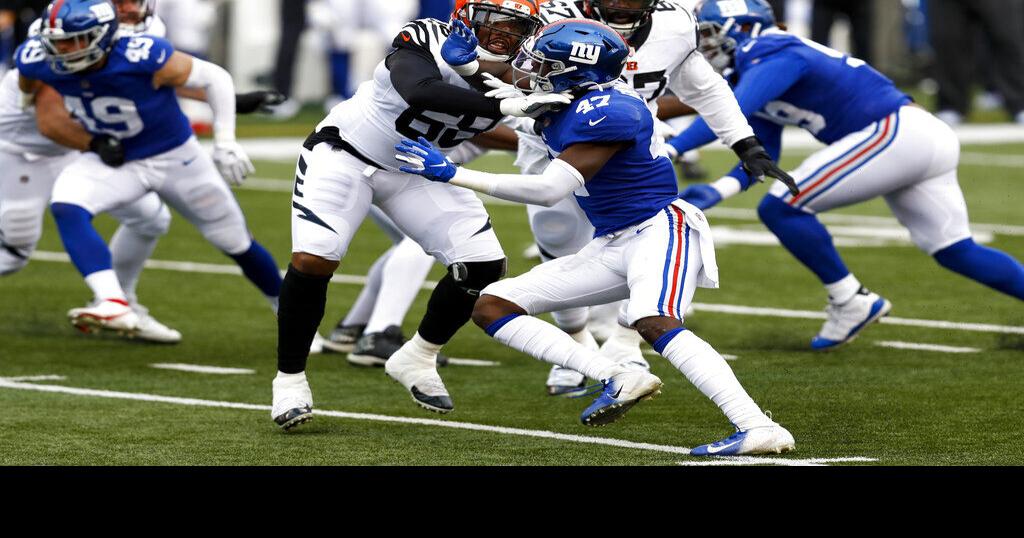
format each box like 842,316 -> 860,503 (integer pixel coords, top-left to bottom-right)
122,203 -> 172,238
449,258 -> 507,296
0,199 -> 45,248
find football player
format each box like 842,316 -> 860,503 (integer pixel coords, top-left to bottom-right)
16,0 -> 285,340
398,19 -> 795,456
440,0 -> 797,396
670,0 -> 1024,349
271,0 -> 566,430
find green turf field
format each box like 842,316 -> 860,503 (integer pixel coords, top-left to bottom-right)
1,123 -> 1022,466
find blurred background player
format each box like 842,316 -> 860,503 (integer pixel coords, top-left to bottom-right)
671,0 -> 1024,349
398,19 -> 796,456
17,0 -> 289,342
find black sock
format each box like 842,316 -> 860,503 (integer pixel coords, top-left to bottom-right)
416,273 -> 478,346
277,264 -> 331,374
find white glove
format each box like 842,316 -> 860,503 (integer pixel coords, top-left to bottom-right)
497,92 -> 573,118
655,119 -> 680,140
482,73 -> 524,99
213,141 -> 255,186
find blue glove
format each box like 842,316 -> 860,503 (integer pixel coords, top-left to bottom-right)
395,137 -> 458,182
441,19 -> 479,67
678,184 -> 723,210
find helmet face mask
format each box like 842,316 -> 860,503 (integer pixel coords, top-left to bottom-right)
455,0 -> 541,62
511,37 -> 569,93
694,0 -> 776,75
585,0 -> 657,38
697,20 -> 737,75
113,0 -> 155,31
511,19 -> 630,95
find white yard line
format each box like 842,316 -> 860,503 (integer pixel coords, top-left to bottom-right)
874,341 -> 981,354
150,363 -> 256,375
29,251 -> 1023,335
446,358 -> 501,367
643,349 -> 737,360
676,456 -> 877,467
0,375 -> 66,382
0,377 -> 874,465
959,152 -> 1024,168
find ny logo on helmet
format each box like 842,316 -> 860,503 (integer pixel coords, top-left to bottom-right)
569,42 -> 600,65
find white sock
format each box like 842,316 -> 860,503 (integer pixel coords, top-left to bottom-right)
274,370 -> 307,382
825,274 -> 861,305
400,332 -> 443,365
110,224 -> 159,302
551,306 -> 589,333
343,246 -> 392,326
491,315 -> 619,380
607,324 -> 643,348
660,330 -> 773,431
365,239 -> 434,334
568,328 -> 599,351
84,269 -> 127,302
267,295 -> 280,314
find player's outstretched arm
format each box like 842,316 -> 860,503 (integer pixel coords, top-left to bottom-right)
154,51 -> 254,185
395,137 -> 622,207
34,84 -> 125,166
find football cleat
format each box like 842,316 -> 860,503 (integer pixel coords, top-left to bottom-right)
134,312 -> 182,344
811,288 -> 892,350
347,325 -> 405,367
546,365 -> 588,397
68,299 -> 140,336
385,343 -> 453,413
309,331 -> 326,355
580,369 -> 663,427
690,424 -> 796,456
321,322 -> 365,353
271,373 -> 314,431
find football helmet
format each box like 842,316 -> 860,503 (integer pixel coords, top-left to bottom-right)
511,18 -> 631,94
113,0 -> 155,33
695,0 -> 776,74
583,0 -> 657,38
453,0 -> 541,62
39,0 -> 119,74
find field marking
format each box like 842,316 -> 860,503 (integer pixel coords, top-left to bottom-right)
29,250 -> 1023,335
0,377 -> 874,465
446,358 -> 501,367
874,341 -> 981,354
676,456 -> 877,467
0,375 -> 66,382
643,349 -> 737,361
150,363 -> 256,375
960,152 -> 1024,168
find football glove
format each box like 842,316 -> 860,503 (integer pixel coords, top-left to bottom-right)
732,136 -> 799,196
442,19 -> 480,75
213,141 -> 255,186
395,137 -> 458,182
678,184 -> 723,210
236,90 -> 287,114
89,134 -> 125,167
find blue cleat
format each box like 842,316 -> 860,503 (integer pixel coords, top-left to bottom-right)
580,369 -> 662,426
690,424 -> 796,456
811,289 -> 892,350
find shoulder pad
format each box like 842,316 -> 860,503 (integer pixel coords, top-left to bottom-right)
14,38 -> 50,78
735,33 -> 802,68
114,35 -> 176,72
393,18 -> 450,54
539,0 -> 585,24
562,89 -> 644,145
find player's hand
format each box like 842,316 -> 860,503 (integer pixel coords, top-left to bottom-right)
213,141 -> 255,186
395,136 -> 458,182
89,134 -> 125,167
655,119 -> 679,141
442,18 -> 479,75
732,136 -> 799,196
482,72 -> 523,99
678,184 -> 723,210
498,91 -> 573,118
235,90 -> 286,114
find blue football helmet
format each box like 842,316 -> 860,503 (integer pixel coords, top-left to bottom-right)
695,0 -> 776,74
511,18 -> 631,93
39,0 -> 120,74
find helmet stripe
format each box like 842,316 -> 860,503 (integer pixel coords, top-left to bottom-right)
48,0 -> 66,28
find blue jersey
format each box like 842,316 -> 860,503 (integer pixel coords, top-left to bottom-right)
542,83 -> 679,236
16,35 -> 193,162
668,30 -> 912,188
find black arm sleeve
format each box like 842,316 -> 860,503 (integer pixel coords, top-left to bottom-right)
386,46 -> 503,118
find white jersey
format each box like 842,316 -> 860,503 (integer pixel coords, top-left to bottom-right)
319,18 -> 503,172
0,17 -> 170,158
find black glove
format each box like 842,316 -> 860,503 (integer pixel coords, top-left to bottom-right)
731,136 -> 799,196
88,134 -> 125,167
235,90 -> 287,114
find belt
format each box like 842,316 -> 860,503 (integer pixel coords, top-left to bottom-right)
303,126 -> 385,169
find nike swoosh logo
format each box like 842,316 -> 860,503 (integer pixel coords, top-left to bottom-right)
157,49 -> 167,64
589,116 -> 607,127
402,33 -> 411,42
705,439 -> 743,454
182,156 -> 197,166
636,225 -> 653,235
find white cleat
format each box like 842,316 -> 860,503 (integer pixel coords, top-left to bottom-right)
546,365 -> 589,397
271,373 -> 314,431
580,368 -> 663,426
68,299 -> 140,336
690,424 -> 796,456
385,343 -> 453,413
811,288 -> 892,351
309,332 -> 326,355
135,312 -> 182,344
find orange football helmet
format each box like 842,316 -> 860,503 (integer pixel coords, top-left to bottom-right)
453,0 -> 542,62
